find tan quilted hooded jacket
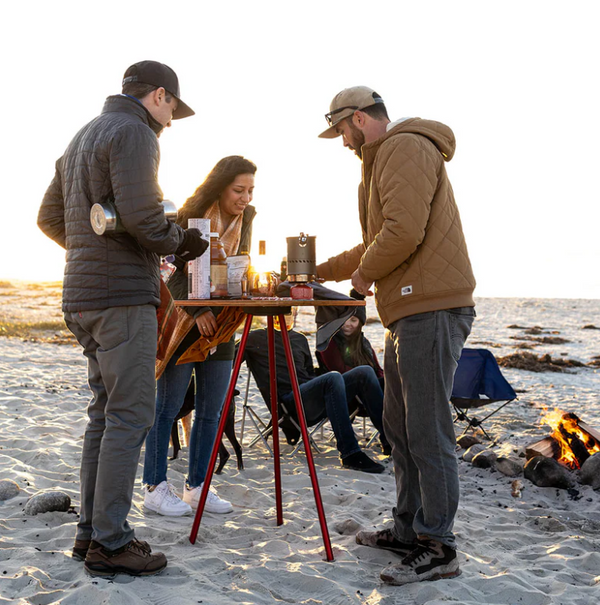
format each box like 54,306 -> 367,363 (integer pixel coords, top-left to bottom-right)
317,118 -> 476,328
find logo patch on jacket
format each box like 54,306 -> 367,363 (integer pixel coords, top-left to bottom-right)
401,285 -> 413,296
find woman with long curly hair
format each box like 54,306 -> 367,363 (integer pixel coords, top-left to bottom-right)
143,155 -> 257,516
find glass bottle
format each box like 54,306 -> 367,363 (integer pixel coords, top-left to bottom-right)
251,240 -> 275,296
240,245 -> 251,298
280,256 -> 287,282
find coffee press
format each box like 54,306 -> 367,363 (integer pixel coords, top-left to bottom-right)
286,233 -> 316,300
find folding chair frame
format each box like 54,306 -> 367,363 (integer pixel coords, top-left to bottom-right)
240,369 -> 274,454
451,348 -> 518,443
239,364 -> 328,456
452,397 -> 516,442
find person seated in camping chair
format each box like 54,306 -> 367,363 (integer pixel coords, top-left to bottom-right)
317,291 -> 382,377
244,320 -> 387,473
316,290 -> 390,455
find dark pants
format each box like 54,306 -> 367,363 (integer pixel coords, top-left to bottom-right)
282,366 -> 384,458
383,307 -> 474,548
64,305 -> 157,550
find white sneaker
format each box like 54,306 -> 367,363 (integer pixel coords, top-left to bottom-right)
144,481 -> 192,517
183,482 -> 233,514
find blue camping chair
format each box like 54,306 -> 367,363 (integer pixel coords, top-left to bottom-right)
451,348 -> 517,441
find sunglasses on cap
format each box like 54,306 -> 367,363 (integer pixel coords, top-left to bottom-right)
324,106 -> 359,127
324,96 -> 385,127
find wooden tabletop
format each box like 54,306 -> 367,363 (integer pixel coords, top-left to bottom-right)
174,298 -> 365,307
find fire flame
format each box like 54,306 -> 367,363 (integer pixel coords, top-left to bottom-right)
540,409 -> 600,469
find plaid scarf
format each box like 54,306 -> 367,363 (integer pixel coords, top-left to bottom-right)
156,279 -> 178,361
203,201 -> 243,256
155,201 -> 245,379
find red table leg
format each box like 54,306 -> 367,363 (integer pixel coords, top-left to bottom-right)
278,315 -> 335,562
267,317 -> 284,525
189,314 -> 253,544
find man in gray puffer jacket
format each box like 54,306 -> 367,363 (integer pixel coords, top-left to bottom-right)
37,60 -> 206,578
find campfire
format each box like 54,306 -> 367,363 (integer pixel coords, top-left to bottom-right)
526,410 -> 600,470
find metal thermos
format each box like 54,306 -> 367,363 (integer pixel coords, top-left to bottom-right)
90,200 -> 178,235
286,233 -> 316,283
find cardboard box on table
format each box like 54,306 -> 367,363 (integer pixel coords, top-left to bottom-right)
188,218 -> 211,299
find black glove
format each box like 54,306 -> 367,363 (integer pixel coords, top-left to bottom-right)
175,228 -> 209,262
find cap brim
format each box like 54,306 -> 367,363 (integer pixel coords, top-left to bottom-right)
172,97 -> 195,120
318,107 -> 356,138
318,124 -> 341,139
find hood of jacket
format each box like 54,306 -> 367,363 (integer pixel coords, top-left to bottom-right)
363,117 -> 456,164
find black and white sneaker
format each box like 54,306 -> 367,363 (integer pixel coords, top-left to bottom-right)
355,528 -> 415,555
380,538 -> 461,585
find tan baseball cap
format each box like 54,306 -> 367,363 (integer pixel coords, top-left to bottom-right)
319,86 -> 384,138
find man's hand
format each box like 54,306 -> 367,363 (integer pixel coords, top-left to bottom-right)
176,228 -> 208,262
315,263 -> 327,282
351,269 -> 374,297
195,310 -> 218,338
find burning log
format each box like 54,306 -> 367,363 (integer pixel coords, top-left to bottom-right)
529,410 -> 600,470
558,424 -> 590,467
526,437 -> 560,460
578,419 -> 600,444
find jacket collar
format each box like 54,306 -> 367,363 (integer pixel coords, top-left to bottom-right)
361,118 -> 422,168
242,204 -> 257,225
101,94 -> 164,135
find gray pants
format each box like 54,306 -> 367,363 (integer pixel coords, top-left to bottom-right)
64,305 -> 157,550
383,307 -> 474,549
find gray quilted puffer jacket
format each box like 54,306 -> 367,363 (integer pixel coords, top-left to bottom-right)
38,95 -> 185,312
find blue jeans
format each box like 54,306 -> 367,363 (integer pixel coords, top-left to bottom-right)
282,366 -> 384,459
384,307 -> 474,549
143,356 -> 232,488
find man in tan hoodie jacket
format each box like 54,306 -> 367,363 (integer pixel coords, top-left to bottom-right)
317,87 -> 476,586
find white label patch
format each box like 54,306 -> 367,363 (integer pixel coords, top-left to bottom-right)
401,285 -> 413,296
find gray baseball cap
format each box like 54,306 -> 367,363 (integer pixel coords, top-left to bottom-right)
319,86 -> 384,138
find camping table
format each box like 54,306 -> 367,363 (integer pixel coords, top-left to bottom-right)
174,297 -> 365,562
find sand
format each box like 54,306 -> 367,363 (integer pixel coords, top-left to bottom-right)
1,282 -> 599,604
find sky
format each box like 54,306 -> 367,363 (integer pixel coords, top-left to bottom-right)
1,0 -> 599,299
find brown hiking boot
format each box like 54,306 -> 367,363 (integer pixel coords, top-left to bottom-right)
73,538 -> 152,562
72,539 -> 91,561
84,538 -> 167,577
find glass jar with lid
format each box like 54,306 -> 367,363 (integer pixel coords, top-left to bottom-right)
210,232 -> 228,298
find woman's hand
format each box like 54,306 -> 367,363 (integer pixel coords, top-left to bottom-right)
195,310 -> 218,337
